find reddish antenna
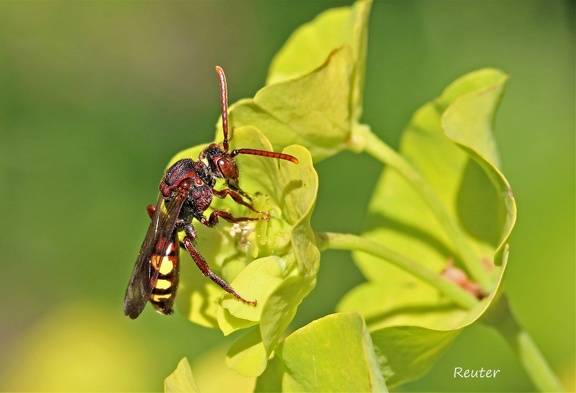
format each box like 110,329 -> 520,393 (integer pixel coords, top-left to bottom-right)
214,66 -> 298,165
215,66 -> 230,152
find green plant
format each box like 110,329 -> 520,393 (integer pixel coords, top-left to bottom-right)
164,1 -> 563,391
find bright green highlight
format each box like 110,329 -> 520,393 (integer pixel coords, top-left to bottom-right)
164,358 -> 200,393
255,312 -> 387,392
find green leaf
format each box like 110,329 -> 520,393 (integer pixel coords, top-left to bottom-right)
222,0 -> 372,162
352,68 -> 511,297
255,312 -> 388,392
228,48 -> 353,162
216,256 -> 298,335
369,326 -> 459,388
226,274 -> 317,377
349,248 -> 508,388
267,0 -> 371,123
340,69 -> 516,386
164,358 -> 200,393
441,70 -> 516,263
221,135 -> 319,377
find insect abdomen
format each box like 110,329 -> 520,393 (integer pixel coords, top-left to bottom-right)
149,236 -> 179,315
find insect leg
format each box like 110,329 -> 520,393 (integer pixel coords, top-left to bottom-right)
182,224 -> 256,306
226,183 -> 253,202
199,209 -> 268,229
212,188 -> 269,217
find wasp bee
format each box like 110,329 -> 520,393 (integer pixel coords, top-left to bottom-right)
124,66 -> 298,319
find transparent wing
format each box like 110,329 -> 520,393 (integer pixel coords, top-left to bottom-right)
123,186 -> 189,319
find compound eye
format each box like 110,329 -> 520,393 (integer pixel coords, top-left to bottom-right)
216,157 -> 237,179
194,177 -> 203,186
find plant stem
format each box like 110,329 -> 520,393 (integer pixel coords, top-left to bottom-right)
483,296 -> 564,392
353,126 -> 493,290
316,232 -> 479,309
320,231 -> 563,390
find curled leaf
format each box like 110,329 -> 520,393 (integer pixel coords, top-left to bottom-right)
340,68 -> 516,386
164,358 -> 200,393
221,0 -> 372,162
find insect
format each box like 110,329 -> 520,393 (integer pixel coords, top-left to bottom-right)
123,66 -> 298,319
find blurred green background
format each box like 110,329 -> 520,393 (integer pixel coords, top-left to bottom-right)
0,1 -> 573,392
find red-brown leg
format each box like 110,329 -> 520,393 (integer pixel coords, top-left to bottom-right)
182,232 -> 256,306
212,188 -> 269,217
199,209 -> 268,229
146,204 -> 156,218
